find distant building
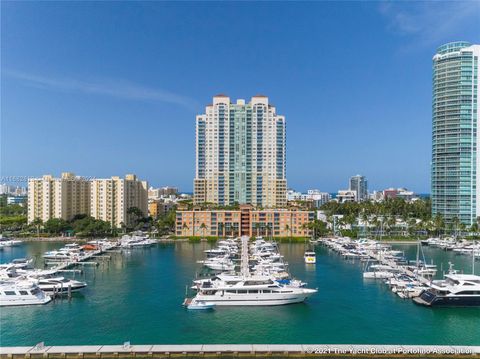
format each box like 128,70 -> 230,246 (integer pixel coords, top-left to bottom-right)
306,190 -> 331,207
1,184 -> 27,196
148,199 -> 175,218
316,210 -> 327,222
27,173 -> 90,223
336,190 -> 356,203
194,95 -> 287,208
287,189 -> 331,208
349,175 -> 368,201
7,195 -> 27,206
369,191 -> 384,202
90,174 -> 148,228
431,42 -> 480,225
286,189 -> 303,201
176,205 -> 313,238
148,186 -> 178,199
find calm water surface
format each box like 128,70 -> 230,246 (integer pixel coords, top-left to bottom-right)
0,241 -> 479,346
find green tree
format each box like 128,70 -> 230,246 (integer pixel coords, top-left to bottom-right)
43,218 -> 71,234
433,214 -> 445,236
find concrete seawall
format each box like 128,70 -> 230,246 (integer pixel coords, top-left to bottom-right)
1,345 -> 479,358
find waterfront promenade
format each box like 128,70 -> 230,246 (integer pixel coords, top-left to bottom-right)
1,344 -> 479,358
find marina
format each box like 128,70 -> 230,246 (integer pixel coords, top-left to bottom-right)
0,235 -> 156,305
0,240 -> 479,346
319,237 -> 480,305
185,237 -> 317,307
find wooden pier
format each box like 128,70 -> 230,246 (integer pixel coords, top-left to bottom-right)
46,245 -> 118,273
240,236 -> 250,277
365,249 -> 432,285
1,344 -> 478,358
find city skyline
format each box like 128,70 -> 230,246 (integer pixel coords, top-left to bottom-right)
2,2 -> 480,193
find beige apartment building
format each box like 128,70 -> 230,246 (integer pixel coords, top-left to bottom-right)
90,174 -> 148,228
28,173 -> 148,228
27,172 -> 90,223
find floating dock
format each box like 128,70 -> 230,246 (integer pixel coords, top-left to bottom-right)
1,344 -> 478,358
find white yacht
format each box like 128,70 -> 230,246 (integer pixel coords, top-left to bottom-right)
304,251 -> 316,264
43,250 -> 74,262
0,281 -> 51,306
413,274 -> 480,307
120,235 -> 156,248
363,265 -> 401,279
32,276 -> 87,294
190,275 -> 317,306
198,257 -> 235,271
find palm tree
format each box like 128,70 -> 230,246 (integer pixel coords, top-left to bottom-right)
285,224 -> 291,239
451,216 -> 461,237
433,214 -> 445,236
200,223 -> 207,238
253,222 -> 260,238
386,216 -> 396,236
408,218 -> 417,236
361,211 -> 369,237
182,223 -> 189,236
31,218 -> 43,239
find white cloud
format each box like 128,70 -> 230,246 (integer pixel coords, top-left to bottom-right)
379,1 -> 480,50
3,69 -> 199,110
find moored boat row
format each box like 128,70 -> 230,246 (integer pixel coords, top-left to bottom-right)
184,236 -> 317,309
318,237 -> 480,307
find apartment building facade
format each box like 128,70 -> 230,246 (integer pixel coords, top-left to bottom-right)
27,172 -> 90,223
90,174 -> 148,228
176,205 -> 313,238
194,95 -> 287,208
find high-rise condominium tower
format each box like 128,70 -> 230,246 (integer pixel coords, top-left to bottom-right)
349,175 -> 368,202
194,95 -> 287,208
431,41 -> 480,225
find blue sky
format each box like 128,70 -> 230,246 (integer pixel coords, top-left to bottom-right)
1,1 -> 479,193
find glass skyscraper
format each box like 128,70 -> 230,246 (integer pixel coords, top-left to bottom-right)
194,95 -> 287,208
431,41 -> 480,225
349,175 -> 368,202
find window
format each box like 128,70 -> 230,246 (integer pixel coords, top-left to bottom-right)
4,291 -> 16,295
19,291 -> 28,295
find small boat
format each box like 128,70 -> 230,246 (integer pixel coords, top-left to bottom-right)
183,298 -> 215,310
34,277 -> 87,294
304,251 -> 316,264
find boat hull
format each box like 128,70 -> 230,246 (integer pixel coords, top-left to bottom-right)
194,291 -> 316,306
414,292 -> 480,307
0,296 -> 51,306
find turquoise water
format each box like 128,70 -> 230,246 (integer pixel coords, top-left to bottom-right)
0,241 -> 479,346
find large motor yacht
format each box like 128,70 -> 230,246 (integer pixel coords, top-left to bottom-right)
413,274 -> 480,307
190,275 -> 317,306
0,281 -> 51,306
